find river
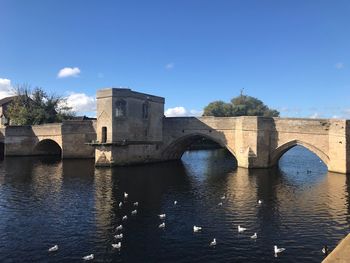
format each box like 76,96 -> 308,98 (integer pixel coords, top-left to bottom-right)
0,146 -> 349,262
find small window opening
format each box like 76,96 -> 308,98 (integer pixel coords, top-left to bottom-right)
142,101 -> 149,119
101,126 -> 107,143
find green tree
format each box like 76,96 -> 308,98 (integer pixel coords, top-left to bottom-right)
6,85 -> 75,125
202,100 -> 233,117
203,93 -> 279,117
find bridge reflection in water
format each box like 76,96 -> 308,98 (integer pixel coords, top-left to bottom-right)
0,146 -> 349,262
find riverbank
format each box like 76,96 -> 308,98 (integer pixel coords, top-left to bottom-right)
323,233 -> 350,262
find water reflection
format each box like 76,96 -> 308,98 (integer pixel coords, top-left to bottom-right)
0,147 -> 349,262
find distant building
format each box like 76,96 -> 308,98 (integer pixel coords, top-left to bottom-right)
0,96 -> 18,127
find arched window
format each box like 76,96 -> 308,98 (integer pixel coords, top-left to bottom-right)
115,100 -> 127,117
142,101 -> 149,119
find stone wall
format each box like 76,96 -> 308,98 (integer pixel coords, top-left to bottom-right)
4,121 -> 96,158
94,88 -> 164,166
161,116 -> 350,173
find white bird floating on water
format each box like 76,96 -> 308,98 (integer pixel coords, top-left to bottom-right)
322,245 -> 329,255
159,214 -> 166,219
274,245 -> 286,255
114,233 -> 123,239
159,222 -> 165,228
116,225 -> 123,231
112,242 -> 122,249
124,192 -> 128,199
251,233 -> 257,239
258,200 -> 263,204
131,209 -> 137,215
133,202 -> 139,206
82,254 -> 94,261
238,225 -> 247,232
209,238 -> 217,246
48,245 -> 58,252
174,200 -> 178,205
119,202 -> 123,208
193,226 -> 202,232
218,202 -> 223,206
122,215 -> 128,221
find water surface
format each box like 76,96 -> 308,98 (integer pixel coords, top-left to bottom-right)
0,146 -> 349,262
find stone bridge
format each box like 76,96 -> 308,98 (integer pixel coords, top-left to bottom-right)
0,88 -> 349,174
0,121 -> 96,158
161,116 -> 350,174
89,88 -> 350,174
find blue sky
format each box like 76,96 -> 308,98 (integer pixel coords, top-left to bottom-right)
1,0 -> 349,118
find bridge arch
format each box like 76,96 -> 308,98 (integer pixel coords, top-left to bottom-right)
269,140 -> 330,167
162,133 -> 236,160
33,139 -> 62,157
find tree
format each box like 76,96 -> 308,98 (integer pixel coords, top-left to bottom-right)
202,101 -> 233,117
203,93 -> 279,117
6,85 -> 75,125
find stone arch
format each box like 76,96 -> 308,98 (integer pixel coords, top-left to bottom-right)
162,133 -> 236,160
33,139 -> 62,156
269,139 -> 330,167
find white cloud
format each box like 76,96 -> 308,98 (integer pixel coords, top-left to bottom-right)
335,62 -> 344,69
309,112 -> 321,119
165,63 -> 174,70
0,78 -> 15,99
65,92 -> 96,113
165,106 -> 187,117
57,67 -> 81,78
165,106 -> 202,117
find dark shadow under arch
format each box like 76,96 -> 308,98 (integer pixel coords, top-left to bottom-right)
270,140 -> 329,168
33,139 -> 62,157
162,133 -> 237,161
0,142 -> 4,160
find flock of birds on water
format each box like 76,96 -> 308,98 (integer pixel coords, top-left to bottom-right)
47,191 -> 330,261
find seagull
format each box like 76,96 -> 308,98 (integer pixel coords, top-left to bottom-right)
251,233 -> 257,239
114,233 -> 123,239
133,202 -> 139,206
112,242 -> 121,249
82,254 -> 94,261
258,200 -> 262,204
193,226 -> 202,232
238,225 -> 247,232
48,245 -> 58,252
322,245 -> 329,255
122,215 -> 128,221
119,202 -> 123,208
274,245 -> 286,255
159,222 -> 165,228
174,201 -> 178,205
209,238 -> 217,246
131,209 -> 137,215
124,192 -> 128,199
221,195 -> 226,200
218,202 -> 223,206
116,225 -> 123,231
159,214 -> 166,219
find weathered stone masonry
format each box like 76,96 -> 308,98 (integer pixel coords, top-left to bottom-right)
0,88 -> 349,174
